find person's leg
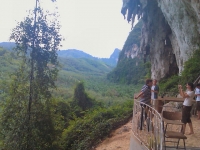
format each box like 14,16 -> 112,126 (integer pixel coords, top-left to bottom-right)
188,122 -> 194,134
181,106 -> 189,134
182,124 -> 186,134
140,106 -> 144,130
198,111 -> 200,119
145,107 -> 149,119
186,106 -> 194,134
181,106 -> 187,134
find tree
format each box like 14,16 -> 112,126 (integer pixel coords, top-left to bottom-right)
73,82 -> 94,112
1,0 -> 62,149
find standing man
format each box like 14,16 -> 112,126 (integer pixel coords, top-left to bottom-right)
135,79 -> 153,105
151,79 -> 159,106
135,79 -> 153,130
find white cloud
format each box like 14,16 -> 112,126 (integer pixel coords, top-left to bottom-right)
0,0 -> 132,58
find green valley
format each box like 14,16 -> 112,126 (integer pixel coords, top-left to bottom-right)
0,43 -> 141,149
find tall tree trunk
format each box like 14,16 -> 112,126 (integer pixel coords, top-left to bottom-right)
27,1 -> 38,149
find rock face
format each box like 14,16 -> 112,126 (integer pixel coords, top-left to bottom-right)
122,0 -> 200,80
157,0 -> 200,76
109,48 -> 120,62
124,44 -> 140,59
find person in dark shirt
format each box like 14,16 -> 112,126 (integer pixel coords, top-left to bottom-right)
135,79 -> 153,130
135,79 -> 153,105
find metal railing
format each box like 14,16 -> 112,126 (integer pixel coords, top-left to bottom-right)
132,99 -> 163,150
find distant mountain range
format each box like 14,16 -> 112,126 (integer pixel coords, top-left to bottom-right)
0,42 -> 16,50
58,49 -> 120,67
0,42 -> 120,67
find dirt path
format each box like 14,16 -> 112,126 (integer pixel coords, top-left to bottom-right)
95,116 -> 200,150
95,120 -> 132,150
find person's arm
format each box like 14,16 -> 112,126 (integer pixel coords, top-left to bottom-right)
152,86 -> 159,93
178,85 -> 190,98
135,91 -> 143,99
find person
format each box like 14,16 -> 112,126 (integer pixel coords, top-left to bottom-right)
135,79 -> 153,105
178,83 -> 195,134
195,83 -> 200,119
135,79 -> 153,130
151,79 -> 159,106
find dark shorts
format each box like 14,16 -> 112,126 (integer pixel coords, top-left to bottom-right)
182,105 -> 192,124
196,101 -> 200,111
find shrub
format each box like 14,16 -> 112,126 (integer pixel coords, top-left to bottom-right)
61,100 -> 133,150
159,48 -> 200,94
181,48 -> 200,83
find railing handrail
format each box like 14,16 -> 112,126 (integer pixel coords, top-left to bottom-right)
137,100 -> 163,119
131,98 -> 164,150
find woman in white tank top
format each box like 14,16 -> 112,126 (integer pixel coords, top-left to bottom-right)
178,82 -> 194,135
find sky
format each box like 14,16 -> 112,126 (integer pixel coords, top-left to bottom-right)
0,0 -> 133,58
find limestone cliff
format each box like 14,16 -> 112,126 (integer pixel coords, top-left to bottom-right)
122,0 -> 200,80
107,21 -> 147,84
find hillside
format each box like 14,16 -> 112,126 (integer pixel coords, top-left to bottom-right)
0,47 -> 140,104
56,57 -> 140,104
58,49 -> 94,58
59,57 -> 112,75
0,44 -> 113,78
